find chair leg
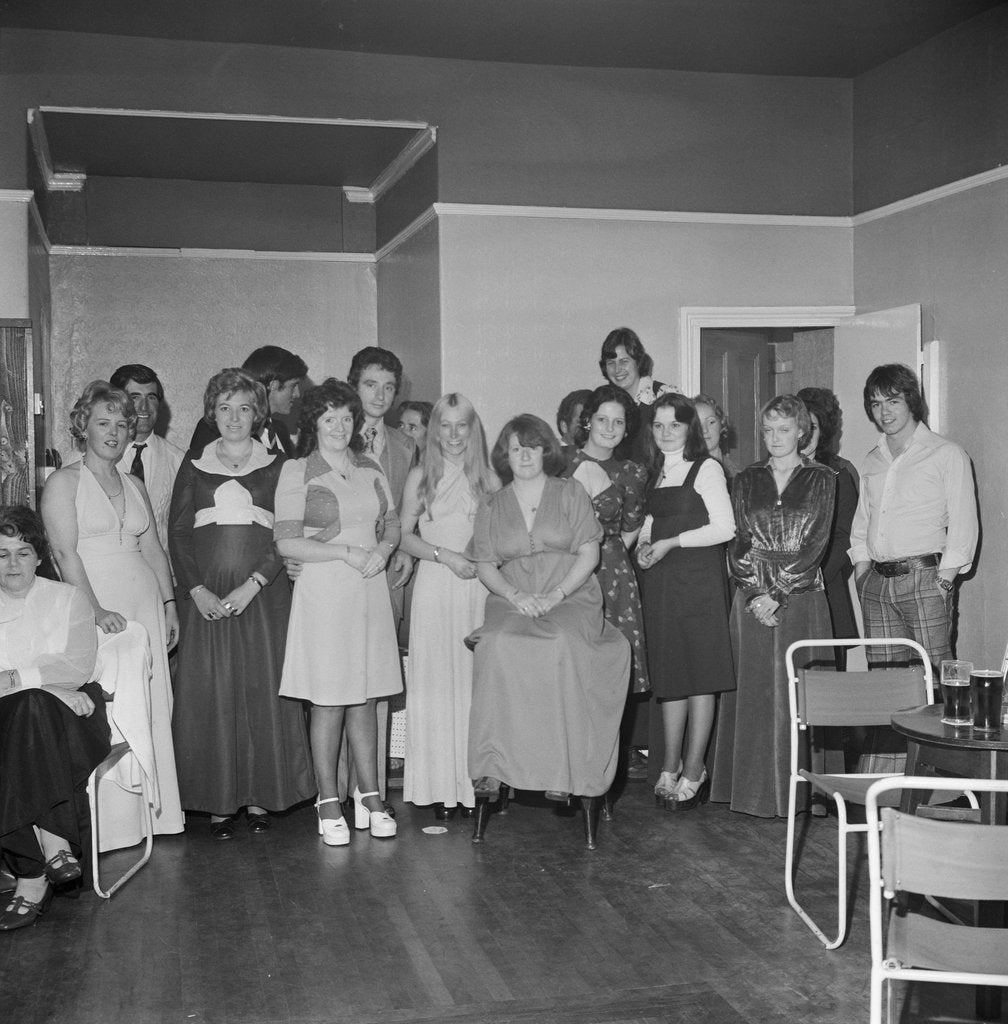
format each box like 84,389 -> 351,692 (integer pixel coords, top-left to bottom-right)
89,755 -> 154,899
580,796 -> 600,850
472,797 -> 492,844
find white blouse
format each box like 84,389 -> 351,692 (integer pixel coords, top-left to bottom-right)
639,449 -> 736,548
0,577 -> 97,694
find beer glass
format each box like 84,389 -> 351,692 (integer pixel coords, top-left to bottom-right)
939,660 -> 973,725
970,669 -> 1005,732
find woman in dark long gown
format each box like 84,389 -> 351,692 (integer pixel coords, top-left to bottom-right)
169,369 -> 314,839
710,395 -> 835,818
636,394 -> 736,811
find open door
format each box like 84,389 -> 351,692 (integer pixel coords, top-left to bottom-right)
833,304 -> 921,469
833,303 -> 921,670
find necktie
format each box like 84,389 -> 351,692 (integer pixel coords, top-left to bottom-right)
130,443 -> 147,483
364,427 -> 377,453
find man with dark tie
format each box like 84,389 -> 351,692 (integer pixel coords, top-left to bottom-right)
188,346 -> 307,455
109,364 -> 184,552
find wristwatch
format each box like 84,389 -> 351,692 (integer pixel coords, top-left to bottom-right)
936,576 -> 955,593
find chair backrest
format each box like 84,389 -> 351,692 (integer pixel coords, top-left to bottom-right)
786,637 -> 934,732
796,667 -> 928,728
867,777 -> 1008,979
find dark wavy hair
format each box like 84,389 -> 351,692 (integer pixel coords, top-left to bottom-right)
644,393 -> 707,477
110,363 -> 164,403
241,346 -> 307,388
202,369 -> 270,432
599,327 -> 654,381
69,381 -> 138,452
555,388 -> 593,438
0,504 -> 57,579
396,399 -> 433,427
347,346 -> 403,393
796,387 -> 842,461
761,394 -> 814,451
296,378 -> 365,457
573,384 -> 639,448
490,414 -> 566,484
862,363 -> 927,425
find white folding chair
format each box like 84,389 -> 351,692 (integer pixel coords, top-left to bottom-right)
784,637 -> 934,949
86,623 -> 156,898
866,776 -> 1008,1024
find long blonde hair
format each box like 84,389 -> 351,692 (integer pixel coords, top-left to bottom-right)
418,393 -> 498,515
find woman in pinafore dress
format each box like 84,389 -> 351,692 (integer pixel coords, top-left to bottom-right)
636,393 -> 736,810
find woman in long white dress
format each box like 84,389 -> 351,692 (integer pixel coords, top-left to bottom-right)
398,394 -> 498,819
42,380 -> 184,847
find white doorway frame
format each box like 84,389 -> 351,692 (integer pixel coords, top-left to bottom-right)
678,306 -> 856,395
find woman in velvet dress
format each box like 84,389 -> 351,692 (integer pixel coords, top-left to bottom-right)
466,415 -> 630,849
636,394 -> 735,811
0,506 -> 105,931
710,395 -> 835,819
169,369 -> 314,838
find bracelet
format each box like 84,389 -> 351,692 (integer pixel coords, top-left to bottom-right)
163,598 -> 176,606
248,576 -> 264,590
432,547 -> 440,563
190,585 -> 205,597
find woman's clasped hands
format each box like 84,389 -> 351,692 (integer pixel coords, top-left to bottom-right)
747,593 -> 781,628
344,543 -> 391,579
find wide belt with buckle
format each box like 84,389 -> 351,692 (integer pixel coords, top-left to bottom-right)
872,553 -> 941,577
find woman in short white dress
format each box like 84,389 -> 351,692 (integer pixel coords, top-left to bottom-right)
275,380 -> 402,844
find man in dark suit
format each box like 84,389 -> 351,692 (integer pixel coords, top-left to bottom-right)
188,345 -> 307,455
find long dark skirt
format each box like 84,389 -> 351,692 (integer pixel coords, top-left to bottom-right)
710,590 -> 832,818
0,684 -> 110,876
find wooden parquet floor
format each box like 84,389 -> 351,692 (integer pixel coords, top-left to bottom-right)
0,786 -> 984,1023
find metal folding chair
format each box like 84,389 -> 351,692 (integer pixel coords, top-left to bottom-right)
784,637 -> 934,949
866,776 -> 1008,1024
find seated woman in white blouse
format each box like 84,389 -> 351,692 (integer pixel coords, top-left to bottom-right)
0,505 -> 105,931
635,394 -> 736,811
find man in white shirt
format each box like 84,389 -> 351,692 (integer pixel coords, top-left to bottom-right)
109,364 -> 184,553
849,363 -> 978,668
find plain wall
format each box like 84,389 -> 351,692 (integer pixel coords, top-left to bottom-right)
438,212 -> 853,442
853,175 -> 1008,666
79,177 -> 347,251
0,199 -> 28,317
48,253 -> 378,457
376,217 -> 441,406
853,5 -> 1008,212
1,27 -> 852,214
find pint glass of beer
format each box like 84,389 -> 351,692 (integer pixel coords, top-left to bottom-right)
970,669 -> 1005,732
940,660 -> 973,725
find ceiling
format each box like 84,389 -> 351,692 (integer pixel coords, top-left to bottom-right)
1,0 -> 1002,78
7,0 -> 1004,202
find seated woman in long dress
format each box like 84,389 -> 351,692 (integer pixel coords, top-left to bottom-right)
710,395 -> 835,818
0,506 -> 106,931
466,414 -> 631,849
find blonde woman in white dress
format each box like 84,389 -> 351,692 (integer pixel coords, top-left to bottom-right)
398,394 -> 498,820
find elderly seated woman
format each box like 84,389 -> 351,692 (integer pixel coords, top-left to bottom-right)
0,505 -> 106,931
466,415 -> 631,849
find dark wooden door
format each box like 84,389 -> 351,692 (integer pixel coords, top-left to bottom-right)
700,328 -> 773,470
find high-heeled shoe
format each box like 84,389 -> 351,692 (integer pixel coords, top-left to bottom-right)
353,788 -> 396,838
316,797 -> 350,846
667,769 -> 709,812
580,796 -> 600,850
0,882 -> 53,931
44,849 -> 82,886
433,803 -> 457,821
654,760 -> 683,805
